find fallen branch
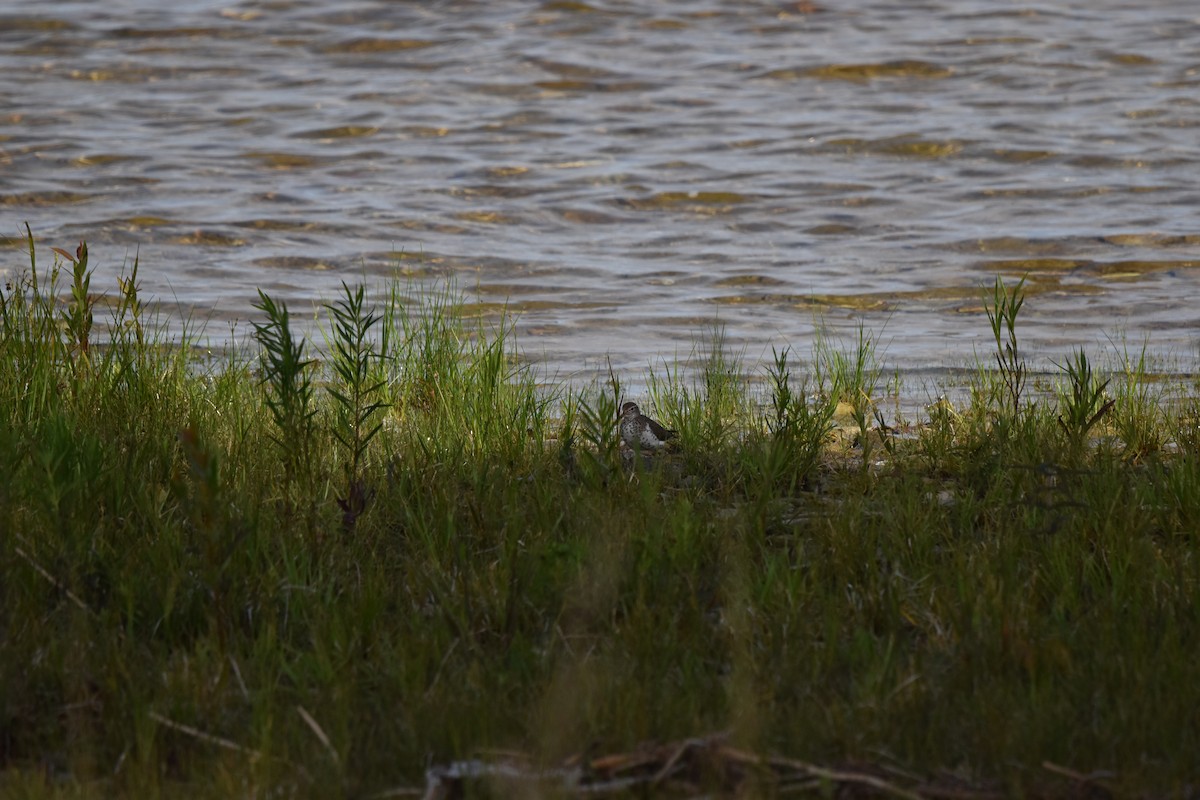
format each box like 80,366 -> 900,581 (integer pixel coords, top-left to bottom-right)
413,733 -> 996,798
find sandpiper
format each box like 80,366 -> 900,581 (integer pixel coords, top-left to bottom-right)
619,402 -> 677,450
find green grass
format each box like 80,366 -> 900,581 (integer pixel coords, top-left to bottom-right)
2,237 -> 1199,798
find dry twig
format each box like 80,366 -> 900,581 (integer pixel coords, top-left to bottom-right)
14,542 -> 95,616
149,711 -> 262,761
296,704 -> 340,765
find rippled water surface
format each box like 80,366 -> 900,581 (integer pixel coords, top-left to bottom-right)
4,0 -> 1200,392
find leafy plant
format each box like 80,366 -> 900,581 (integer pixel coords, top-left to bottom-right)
985,274 -> 1028,416
252,289 -> 317,506
113,249 -> 145,349
326,282 -> 389,530
50,239 -> 95,376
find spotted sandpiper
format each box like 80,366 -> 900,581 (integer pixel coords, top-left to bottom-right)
619,402 -> 677,450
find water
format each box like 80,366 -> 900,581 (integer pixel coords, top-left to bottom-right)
4,0 -> 1200,397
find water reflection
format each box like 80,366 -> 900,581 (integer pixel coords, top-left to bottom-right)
2,0 -> 1199,396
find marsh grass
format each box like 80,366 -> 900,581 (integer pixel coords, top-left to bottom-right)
2,240 -> 1200,798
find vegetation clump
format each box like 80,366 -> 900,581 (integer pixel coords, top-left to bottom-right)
2,235 -> 1198,798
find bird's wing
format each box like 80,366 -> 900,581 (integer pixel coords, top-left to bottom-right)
647,418 -> 676,440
